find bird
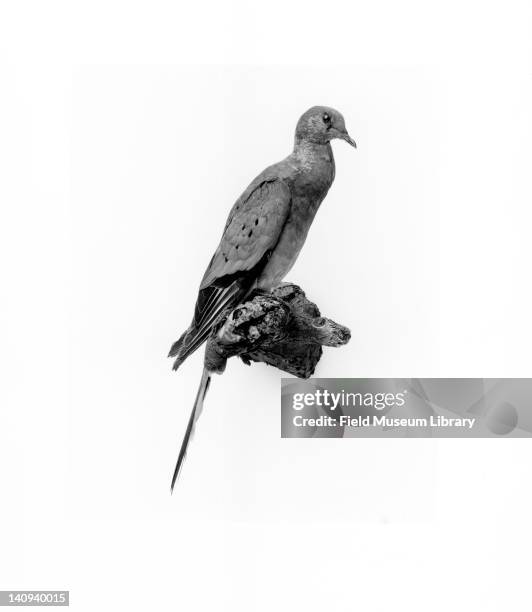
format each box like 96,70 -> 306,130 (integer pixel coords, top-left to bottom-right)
168,106 -> 356,491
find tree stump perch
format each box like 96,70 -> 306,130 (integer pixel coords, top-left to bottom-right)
204,283 -> 351,378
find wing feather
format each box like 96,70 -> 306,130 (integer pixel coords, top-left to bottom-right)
200,179 -> 292,289
170,178 -> 291,369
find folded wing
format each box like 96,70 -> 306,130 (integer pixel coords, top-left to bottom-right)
169,178 -> 291,369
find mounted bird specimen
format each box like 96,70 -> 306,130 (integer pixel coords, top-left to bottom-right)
169,106 -> 356,491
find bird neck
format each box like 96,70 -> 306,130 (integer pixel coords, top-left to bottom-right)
292,139 -> 334,170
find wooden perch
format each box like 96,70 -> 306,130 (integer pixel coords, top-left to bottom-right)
204,283 -> 350,379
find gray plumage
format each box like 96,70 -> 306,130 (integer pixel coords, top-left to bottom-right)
169,106 -> 355,490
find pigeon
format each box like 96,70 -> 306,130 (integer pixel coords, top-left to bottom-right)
169,106 -> 356,490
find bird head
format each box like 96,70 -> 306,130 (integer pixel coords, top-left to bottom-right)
295,106 -> 356,148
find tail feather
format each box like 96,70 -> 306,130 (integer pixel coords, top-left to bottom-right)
168,328 -> 188,358
170,367 -> 211,493
171,326 -> 213,371
169,281 -> 245,370
169,323 -> 214,371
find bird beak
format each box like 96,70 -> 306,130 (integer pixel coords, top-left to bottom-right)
340,131 -> 357,148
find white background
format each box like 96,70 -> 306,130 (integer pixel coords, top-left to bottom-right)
1,1 -> 531,611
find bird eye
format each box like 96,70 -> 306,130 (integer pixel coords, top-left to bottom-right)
322,112 -> 331,124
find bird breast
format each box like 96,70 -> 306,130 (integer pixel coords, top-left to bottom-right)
255,142 -> 335,289
257,173 -> 334,288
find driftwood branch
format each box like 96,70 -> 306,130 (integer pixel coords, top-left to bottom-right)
204,283 -> 350,379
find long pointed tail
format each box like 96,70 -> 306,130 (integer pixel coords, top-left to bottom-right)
170,367 -> 212,493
